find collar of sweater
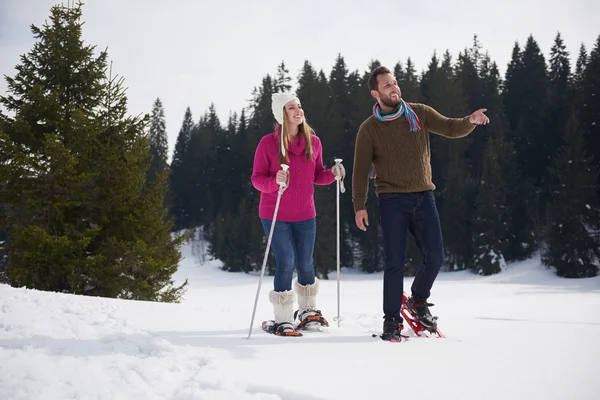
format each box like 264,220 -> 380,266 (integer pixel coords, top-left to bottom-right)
275,126 -> 306,156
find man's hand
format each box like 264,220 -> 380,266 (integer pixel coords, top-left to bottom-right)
469,108 -> 490,125
355,210 -> 369,231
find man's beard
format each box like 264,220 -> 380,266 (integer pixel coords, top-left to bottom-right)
380,95 -> 401,109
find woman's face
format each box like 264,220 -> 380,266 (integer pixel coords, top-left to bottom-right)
284,99 -> 304,126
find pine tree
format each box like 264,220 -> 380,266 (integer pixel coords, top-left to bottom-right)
479,54 -> 537,262
399,58 -> 422,102
514,36 -> 550,187
185,105 -> 225,229
169,107 -> 194,230
440,151 -> 473,270
471,134 -> 511,275
0,3 -> 107,292
0,3 -> 186,301
573,44 -> 588,94
455,44 -> 484,180
349,60 -> 384,273
420,52 -> 439,105
503,42 -> 524,132
329,55 -> 366,271
218,75 -> 276,272
579,35 -> 600,193
546,33 -> 571,182
295,60 -> 339,277
275,61 -> 292,93
88,70 -> 186,301
394,61 -> 405,86
456,38 -> 483,113
147,97 -> 169,185
248,75 -> 276,139
542,113 -> 600,278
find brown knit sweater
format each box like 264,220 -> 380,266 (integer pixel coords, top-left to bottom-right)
352,103 -> 476,213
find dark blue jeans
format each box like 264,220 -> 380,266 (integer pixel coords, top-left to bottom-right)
260,218 -> 317,292
378,191 -> 444,321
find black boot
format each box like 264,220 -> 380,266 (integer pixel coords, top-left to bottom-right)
381,316 -> 405,342
406,297 -> 438,332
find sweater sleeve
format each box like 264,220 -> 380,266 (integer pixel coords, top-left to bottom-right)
313,136 -> 336,185
251,136 -> 279,193
421,104 -> 476,138
352,121 -> 374,213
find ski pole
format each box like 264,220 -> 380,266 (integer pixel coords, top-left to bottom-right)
334,158 -> 344,327
247,164 -> 289,339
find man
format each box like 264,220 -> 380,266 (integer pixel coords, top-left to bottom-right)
352,66 -> 489,341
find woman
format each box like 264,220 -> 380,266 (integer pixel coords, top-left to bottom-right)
251,92 -> 345,336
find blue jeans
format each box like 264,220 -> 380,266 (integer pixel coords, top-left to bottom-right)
260,218 -> 317,292
378,191 -> 444,321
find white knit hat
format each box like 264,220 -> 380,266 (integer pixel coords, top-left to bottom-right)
271,92 -> 299,125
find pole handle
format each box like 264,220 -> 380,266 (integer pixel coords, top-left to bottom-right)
333,159 -> 345,193
278,164 -> 289,193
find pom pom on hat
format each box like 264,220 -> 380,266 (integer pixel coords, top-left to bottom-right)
271,92 -> 299,125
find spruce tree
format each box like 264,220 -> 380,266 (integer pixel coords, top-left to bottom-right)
514,36 -> 550,187
420,51 -> 473,269
399,58 -> 422,102
0,3 -> 107,293
579,35 -> 600,192
0,3 -> 186,301
545,33 -> 572,198
440,152 -> 473,270
295,61 -> 338,277
573,44 -> 588,95
147,97 -> 169,185
275,61 -> 292,93
218,75 -> 276,272
88,71 -> 187,301
471,134 -> 510,275
503,42 -> 524,132
455,48 -> 484,179
542,113 -> 600,278
479,54 -> 537,262
350,60 -> 384,273
169,107 -> 194,230
420,52 -> 439,105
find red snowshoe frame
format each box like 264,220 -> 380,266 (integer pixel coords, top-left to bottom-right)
400,293 -> 445,338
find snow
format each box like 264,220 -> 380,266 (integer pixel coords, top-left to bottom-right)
1,242 -> 600,400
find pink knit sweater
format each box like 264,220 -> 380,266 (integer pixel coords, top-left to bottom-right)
251,127 -> 335,222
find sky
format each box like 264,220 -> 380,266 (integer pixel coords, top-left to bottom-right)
1,0 -> 599,159
1,240 -> 599,399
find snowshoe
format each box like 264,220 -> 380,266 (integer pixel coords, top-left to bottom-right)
294,309 -> 329,330
261,320 -> 302,337
401,294 -> 445,338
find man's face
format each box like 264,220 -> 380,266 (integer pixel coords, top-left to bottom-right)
371,73 -> 402,109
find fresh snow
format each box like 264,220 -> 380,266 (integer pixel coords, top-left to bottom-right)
1,241 -> 599,400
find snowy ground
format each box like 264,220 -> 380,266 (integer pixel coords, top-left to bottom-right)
1,241 -> 599,400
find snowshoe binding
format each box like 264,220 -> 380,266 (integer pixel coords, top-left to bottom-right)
261,320 -> 302,337
294,309 -> 329,330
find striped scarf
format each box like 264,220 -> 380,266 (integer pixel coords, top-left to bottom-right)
372,99 -> 422,132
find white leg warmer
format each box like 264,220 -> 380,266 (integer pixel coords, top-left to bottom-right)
294,278 -> 320,312
269,290 -> 297,324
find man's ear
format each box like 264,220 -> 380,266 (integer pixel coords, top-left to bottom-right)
370,90 -> 379,101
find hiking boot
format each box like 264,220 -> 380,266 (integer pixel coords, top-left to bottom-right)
381,316 -> 404,341
406,297 -> 438,332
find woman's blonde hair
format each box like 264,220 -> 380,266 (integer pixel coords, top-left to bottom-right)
278,109 -> 314,165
